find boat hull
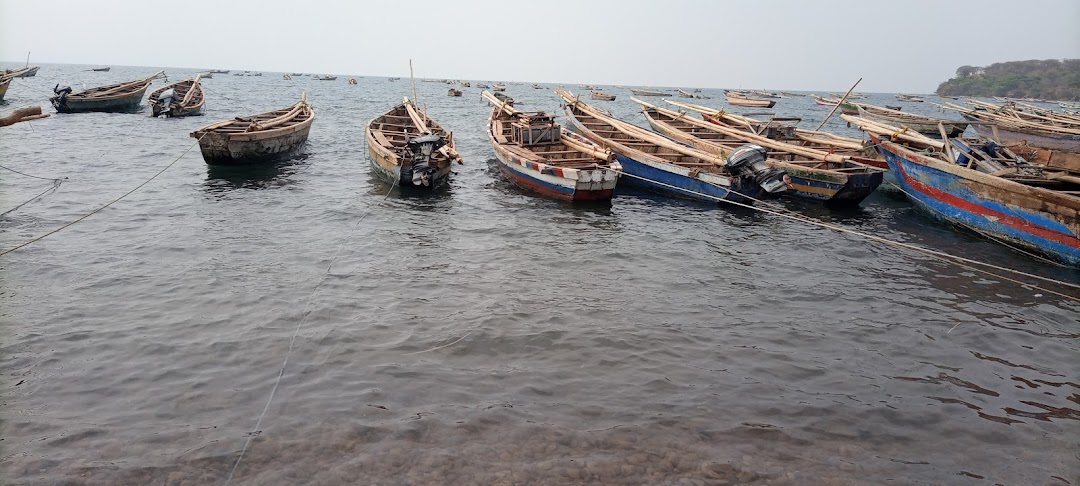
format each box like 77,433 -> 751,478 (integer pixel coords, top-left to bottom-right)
967,119 -> 1080,153
873,134 -> 1080,266
198,125 -> 311,165
52,87 -> 149,113
0,78 -> 9,101
490,142 -> 618,202
857,106 -> 968,138
15,66 -> 38,77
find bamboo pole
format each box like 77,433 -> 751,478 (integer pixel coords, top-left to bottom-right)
815,78 -> 862,131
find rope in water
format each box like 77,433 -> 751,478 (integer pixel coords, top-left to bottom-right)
0,134 -> 203,257
610,169 -> 1080,301
224,177 -> 399,485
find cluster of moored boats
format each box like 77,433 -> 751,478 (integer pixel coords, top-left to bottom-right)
7,67 -> 1079,268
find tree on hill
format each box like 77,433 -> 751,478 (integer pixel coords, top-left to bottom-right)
936,59 -> 1080,101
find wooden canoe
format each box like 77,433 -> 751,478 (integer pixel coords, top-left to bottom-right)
724,92 -> 775,108
556,89 -> 787,204
483,91 -> 620,202
2,66 -> 38,79
869,132 -> 1080,266
629,88 -> 671,97
492,83 -> 507,91
634,98 -> 884,206
365,97 -> 462,189
190,95 -> 314,165
855,103 -> 968,138
50,70 -> 163,113
148,75 -> 204,118
448,88 -> 462,97
590,89 -> 616,101
91,67 -> 111,72
0,77 -> 9,102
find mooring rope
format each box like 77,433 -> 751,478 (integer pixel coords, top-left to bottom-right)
224,178 -> 399,485
0,164 -> 64,182
0,134 -> 203,257
610,169 -> 1080,301
1,179 -> 63,217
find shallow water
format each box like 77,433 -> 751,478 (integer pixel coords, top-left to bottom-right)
1,64 -> 1078,485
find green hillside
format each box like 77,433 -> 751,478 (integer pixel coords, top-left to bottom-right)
936,59 -> 1080,101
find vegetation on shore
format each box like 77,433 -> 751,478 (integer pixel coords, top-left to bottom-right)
936,59 -> 1079,101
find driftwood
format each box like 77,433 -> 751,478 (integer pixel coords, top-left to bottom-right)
0,106 -> 50,127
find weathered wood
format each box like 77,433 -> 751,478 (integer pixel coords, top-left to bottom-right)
815,78 -> 862,131
0,106 -> 49,127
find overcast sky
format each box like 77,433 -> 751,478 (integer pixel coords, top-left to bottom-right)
2,0 -> 1077,92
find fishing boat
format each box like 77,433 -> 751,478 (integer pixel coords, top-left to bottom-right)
1060,101 -> 1080,110
629,87 -> 671,97
941,101 -> 1080,154
477,83 -> 490,89
634,98 -> 883,206
492,92 -> 513,103
750,90 -> 782,99
0,77 -> 9,102
283,74 -> 292,80
210,69 -> 230,74
365,97 -> 462,189
532,84 -> 542,89
3,66 -> 38,78
725,91 -> 775,108
190,95 -> 314,165
556,89 -> 787,204
348,78 -> 358,85
389,77 -> 401,82
50,70 -> 163,113
812,95 -> 859,115
200,72 -> 213,79
315,75 -> 337,81
148,75 -> 204,118
780,91 -> 806,97
91,67 -> 111,72
864,129 -> 1080,266
483,91 -> 620,201
492,83 -> 507,91
461,81 -> 471,87
896,94 -> 925,102
590,89 -> 616,101
676,89 -> 694,98
855,103 -> 968,138
448,88 -> 462,97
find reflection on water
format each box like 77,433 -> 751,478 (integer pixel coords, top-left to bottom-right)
203,154 -> 311,191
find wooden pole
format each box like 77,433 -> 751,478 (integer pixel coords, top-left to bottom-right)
938,122 -> 957,163
815,78 -> 862,131
409,59 -> 418,110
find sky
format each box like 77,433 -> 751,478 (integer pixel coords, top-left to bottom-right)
2,0 -> 1077,93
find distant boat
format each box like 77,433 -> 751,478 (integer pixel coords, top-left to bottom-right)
532,83 -> 542,89
676,88 -> 709,99
629,87 -> 671,97
557,89 -> 788,203
190,95 -> 314,165
148,75 -> 205,118
1059,101 -> 1080,110
724,91 -> 775,108
813,95 -> 859,115
749,90 -> 782,99
492,92 -> 514,104
855,103 -> 968,138
200,72 -> 213,79
477,83 -> 490,89
492,83 -> 507,91
50,70 -> 163,113
590,89 -> 616,101
448,88 -> 462,97
347,78 -> 358,85
315,75 -> 337,81
896,94 -> 925,102
780,91 -> 806,97
389,77 -> 401,81
282,74 -> 292,80
3,66 -> 38,78
483,90 -> 621,202
209,69 -> 230,74
461,81 -> 471,87
90,67 -> 111,72
365,97 -> 462,189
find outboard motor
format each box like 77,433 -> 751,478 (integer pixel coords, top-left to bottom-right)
405,133 -> 446,187
154,88 -> 177,117
50,84 -> 73,110
725,144 -> 789,195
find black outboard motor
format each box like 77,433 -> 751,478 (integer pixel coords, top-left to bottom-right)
405,133 -> 446,187
50,84 -> 73,111
154,88 -> 177,117
725,144 -> 789,195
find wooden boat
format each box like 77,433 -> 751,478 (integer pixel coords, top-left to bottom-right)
91,67 -> 111,72
590,89 -> 616,101
634,98 -> 884,206
461,81 -> 471,87
862,129 -> 1080,266
492,83 -> 507,91
148,75 -> 204,118
200,72 -> 213,79
780,91 -> 806,97
813,95 -> 860,115
725,91 -> 775,108
556,89 -> 787,204
750,90 -> 782,99
941,102 -> 1080,154
448,88 -> 462,97
831,92 -> 864,99
629,87 -> 671,97
348,78 -> 358,85
389,77 -> 401,81
50,70 -> 163,113
855,103 -> 968,138
483,91 -> 620,201
896,94 -> 925,102
676,89 -> 694,98
532,84 -> 542,89
477,83 -> 490,89
365,97 -> 462,189
210,69 -> 230,74
492,92 -> 513,103
1060,101 -> 1080,110
3,66 -> 38,78
0,77 -> 9,102
316,75 -> 337,81
190,95 -> 314,165
283,74 -> 292,80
